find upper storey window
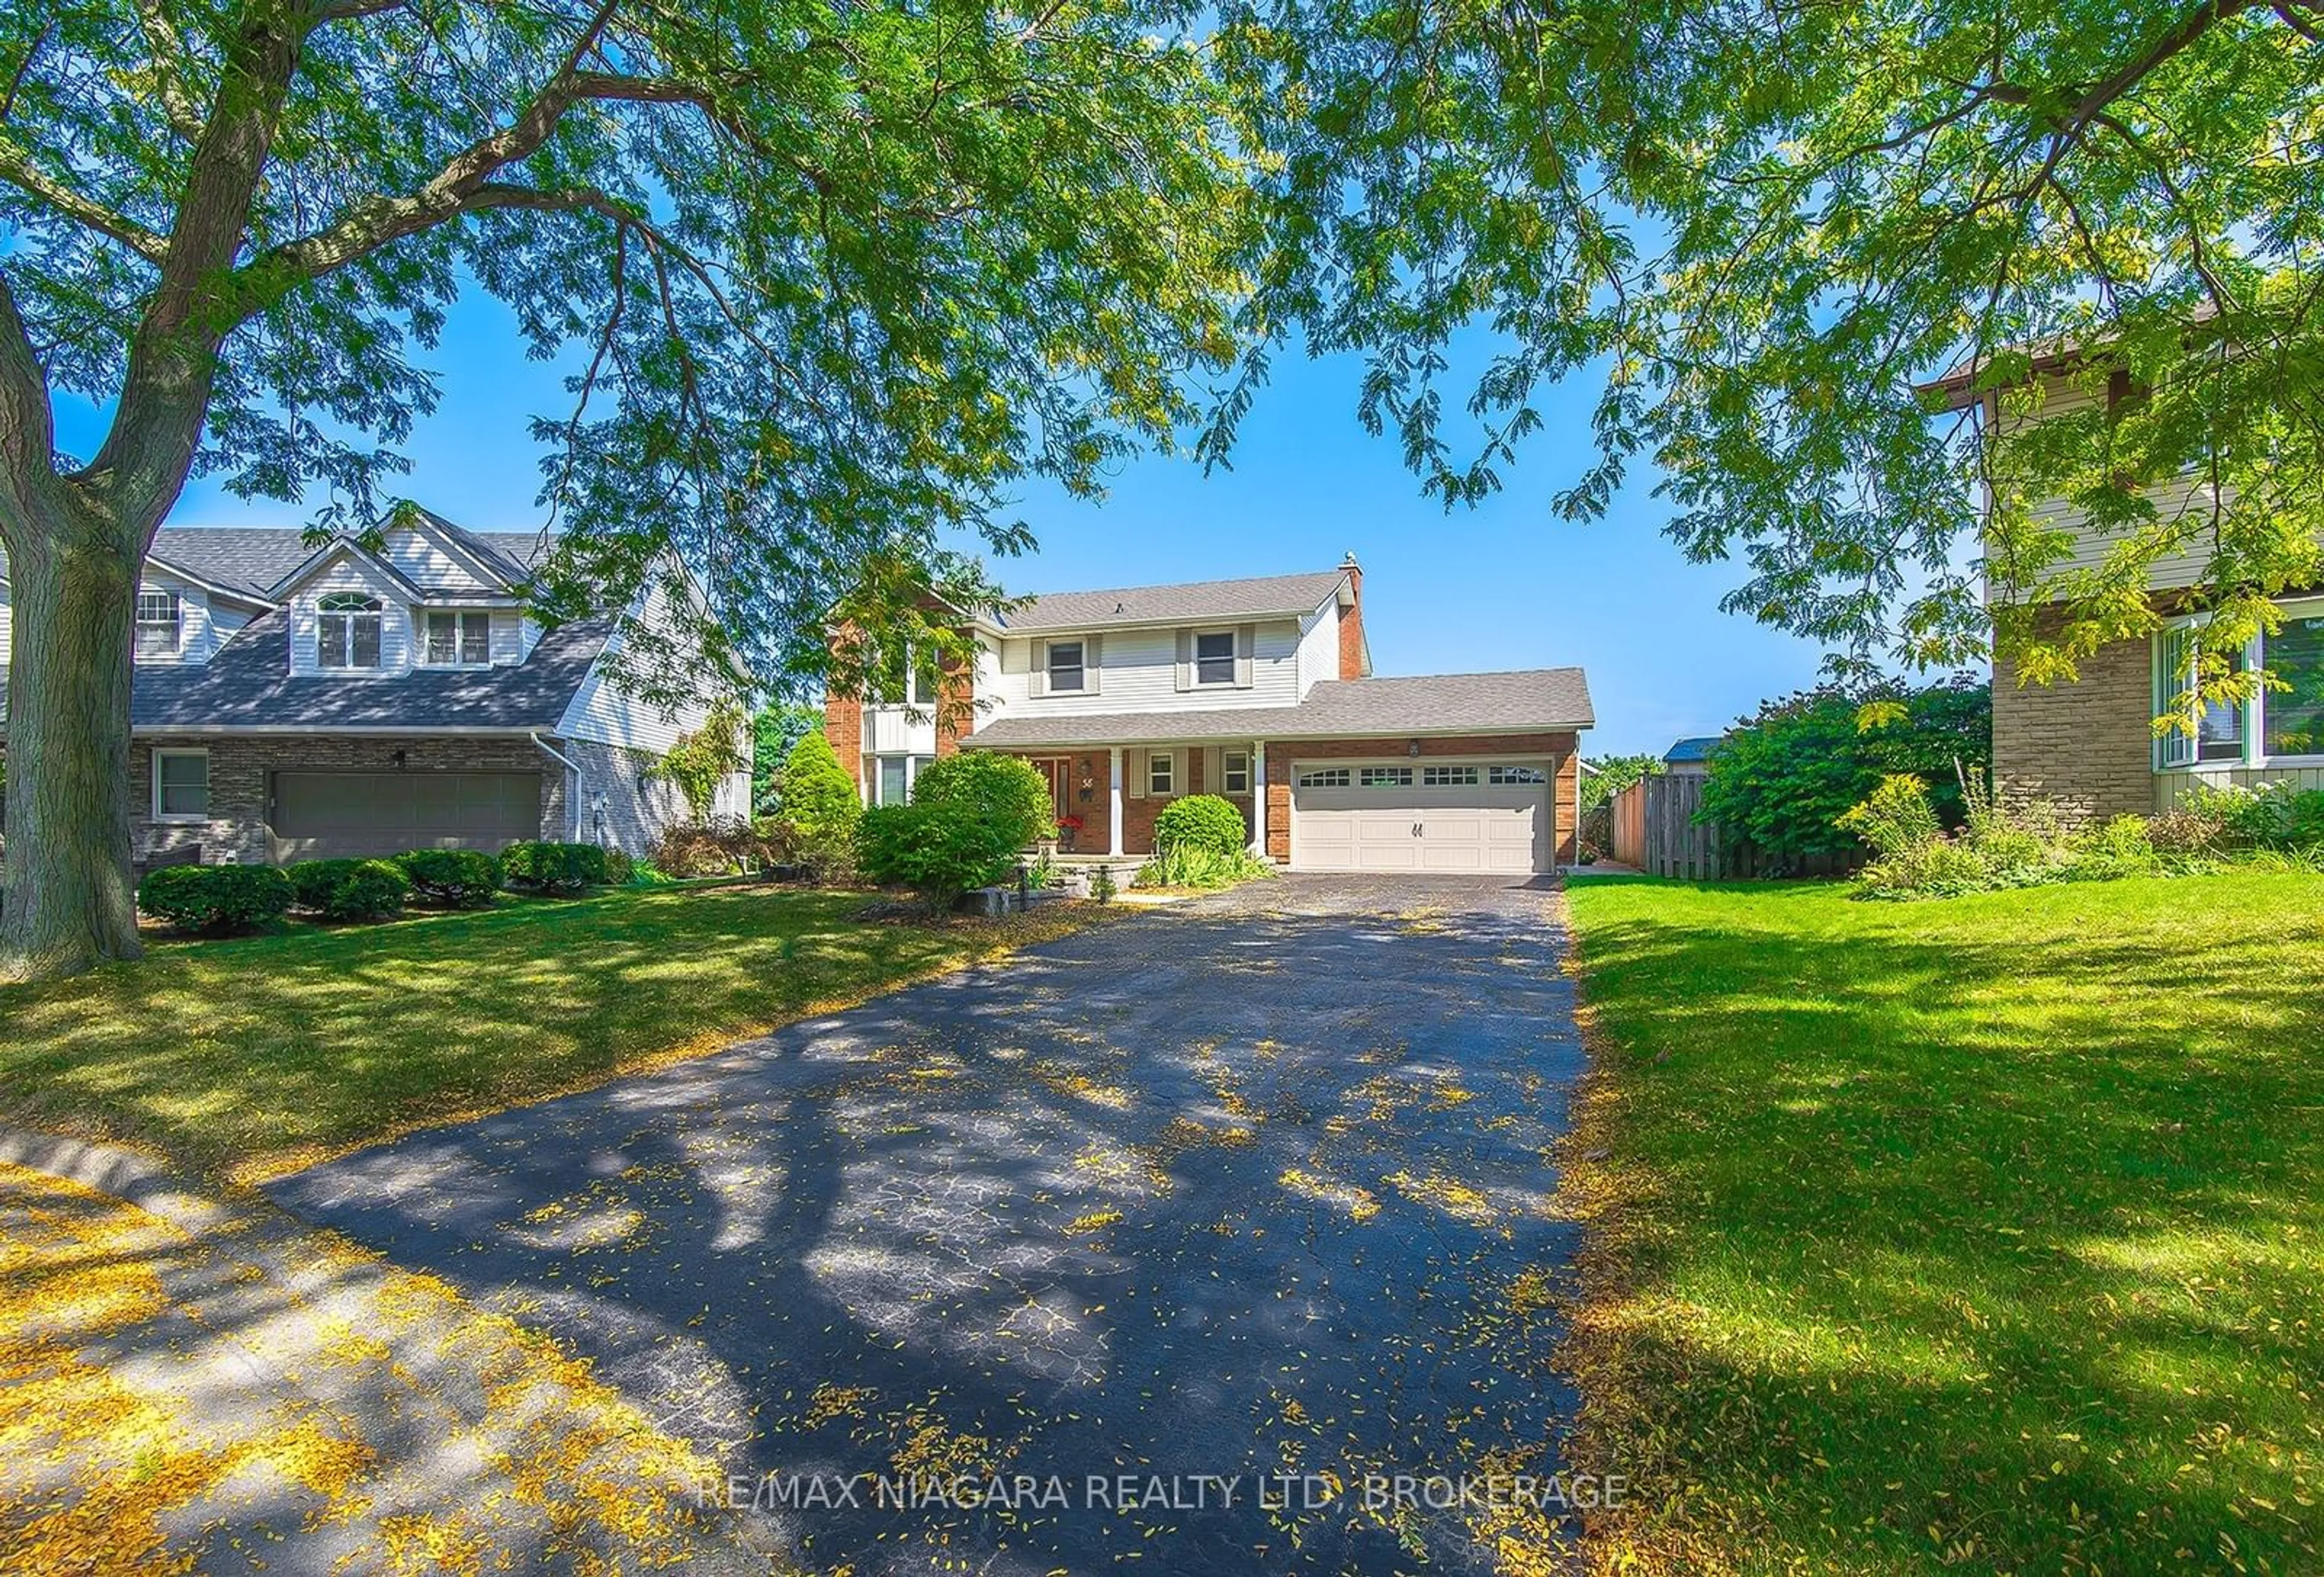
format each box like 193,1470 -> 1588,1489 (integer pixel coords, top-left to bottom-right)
134,591 -> 182,658
1047,640 -> 1086,693
317,593 -> 383,670
1194,629 -> 1236,686
424,609 -> 490,666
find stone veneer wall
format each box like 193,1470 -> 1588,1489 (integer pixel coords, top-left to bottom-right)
131,734 -> 566,864
1991,621 -> 2156,824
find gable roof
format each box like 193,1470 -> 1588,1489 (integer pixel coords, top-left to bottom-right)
113,608 -> 614,732
1000,569 -> 1350,633
1663,735 -> 1722,763
963,666 -> 1594,749
0,523 -> 560,603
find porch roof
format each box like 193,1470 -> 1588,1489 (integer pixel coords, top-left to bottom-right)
961,667 -> 1593,750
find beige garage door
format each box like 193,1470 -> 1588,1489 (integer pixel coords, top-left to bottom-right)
271,772 -> 542,859
1290,760 -> 1550,873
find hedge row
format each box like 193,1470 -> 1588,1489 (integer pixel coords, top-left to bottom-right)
136,841 -> 611,935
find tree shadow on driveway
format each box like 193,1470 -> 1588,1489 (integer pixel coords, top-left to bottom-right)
272,879 -> 1588,1576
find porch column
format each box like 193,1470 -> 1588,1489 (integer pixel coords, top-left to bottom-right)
1108,746 -> 1124,856
1250,741 -> 1267,857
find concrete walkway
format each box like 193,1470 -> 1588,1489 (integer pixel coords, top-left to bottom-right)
0,1129 -> 773,1576
273,875 -> 1589,1575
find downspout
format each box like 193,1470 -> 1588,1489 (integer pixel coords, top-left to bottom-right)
529,732 -> 586,842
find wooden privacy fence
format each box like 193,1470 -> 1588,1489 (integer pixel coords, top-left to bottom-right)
1606,773 -> 1855,880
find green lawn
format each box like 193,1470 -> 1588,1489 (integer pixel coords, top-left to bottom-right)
1560,873 -> 2323,1576
0,887 -> 1088,1184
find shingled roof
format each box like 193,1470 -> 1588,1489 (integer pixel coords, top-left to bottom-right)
963,667 -> 1594,749
110,608 -> 614,732
0,525 -> 557,602
1000,568 -> 1350,632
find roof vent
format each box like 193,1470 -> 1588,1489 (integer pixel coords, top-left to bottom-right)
1114,600 -> 1125,614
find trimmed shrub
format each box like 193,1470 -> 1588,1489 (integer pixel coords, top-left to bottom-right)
501,840 -> 609,894
1152,793 -> 1248,858
325,860 -> 410,922
776,731 -> 861,882
858,801 -> 1023,910
393,849 -> 501,908
908,752 -> 1052,850
286,857 -> 367,913
603,848 -> 637,886
137,864 -> 293,936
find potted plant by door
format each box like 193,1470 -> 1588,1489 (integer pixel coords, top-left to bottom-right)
1055,813 -> 1084,853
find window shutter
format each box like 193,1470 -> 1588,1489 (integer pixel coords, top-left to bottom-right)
1128,749 -> 1146,799
1174,629 -> 1193,691
1171,748 -> 1186,795
1235,623 -> 1255,688
1205,746 -> 1222,793
1030,638 -> 1048,698
1086,633 -> 1102,695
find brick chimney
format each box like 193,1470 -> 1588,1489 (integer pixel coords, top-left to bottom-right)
1337,552 -> 1365,680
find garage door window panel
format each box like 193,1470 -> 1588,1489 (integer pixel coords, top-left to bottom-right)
1422,766 -> 1480,787
1297,767 -> 1350,788
1489,764 -> 1546,785
1359,766 -> 1413,787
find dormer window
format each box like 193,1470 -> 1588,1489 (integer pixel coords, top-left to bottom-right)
317,593 -> 383,670
1046,640 -> 1086,693
134,591 -> 182,658
424,610 -> 491,667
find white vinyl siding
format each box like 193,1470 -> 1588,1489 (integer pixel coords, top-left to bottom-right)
1296,602 -> 1342,692
378,523 -> 494,590
1996,373 -> 2219,594
556,572 -> 728,754
991,618 -> 1302,715
288,556 -> 415,677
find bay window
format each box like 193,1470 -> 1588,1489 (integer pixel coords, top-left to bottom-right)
2156,603 -> 2324,766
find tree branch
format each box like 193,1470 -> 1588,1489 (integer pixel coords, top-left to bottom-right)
134,0 -> 210,142
0,136 -> 169,261
0,268 -> 57,525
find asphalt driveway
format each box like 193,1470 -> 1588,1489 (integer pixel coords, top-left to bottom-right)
272,875 -> 1588,1575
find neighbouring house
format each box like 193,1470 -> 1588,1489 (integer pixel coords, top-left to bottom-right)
1925,355 -> 2324,822
0,510 -> 749,866
827,556 -> 1594,873
1663,736 -> 1721,776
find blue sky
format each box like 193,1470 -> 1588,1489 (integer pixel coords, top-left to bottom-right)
60,289 -> 1834,758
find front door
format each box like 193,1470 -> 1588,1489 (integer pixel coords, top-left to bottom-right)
1030,758 -> 1072,841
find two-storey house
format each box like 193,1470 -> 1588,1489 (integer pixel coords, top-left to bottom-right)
0,508 -> 748,866
1927,355 -> 2324,821
828,556 -> 1594,873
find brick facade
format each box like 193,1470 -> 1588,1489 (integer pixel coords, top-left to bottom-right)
131,734 -> 567,865
824,695 -> 864,784
1992,618 -> 2156,824
1338,558 -> 1365,680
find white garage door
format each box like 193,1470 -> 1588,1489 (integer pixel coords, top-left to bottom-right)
1291,760 -> 1551,874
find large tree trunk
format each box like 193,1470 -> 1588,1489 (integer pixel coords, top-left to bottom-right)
0,503 -> 142,982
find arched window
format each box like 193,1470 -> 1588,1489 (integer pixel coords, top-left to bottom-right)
316,592 -> 383,669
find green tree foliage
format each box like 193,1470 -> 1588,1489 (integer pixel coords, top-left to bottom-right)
1699,678 -> 1991,868
752,704 -> 822,816
1580,753 -> 1664,818
1218,2 -> 2324,697
908,753 -> 1054,851
0,0 -> 1259,979
774,730 -> 861,880
642,699 -> 750,820
858,802 -> 1025,911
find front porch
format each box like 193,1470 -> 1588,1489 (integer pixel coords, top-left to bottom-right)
1010,742 -> 1270,860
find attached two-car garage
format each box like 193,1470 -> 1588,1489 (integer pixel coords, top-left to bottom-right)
269,771 -> 543,859
1289,759 -> 1552,874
